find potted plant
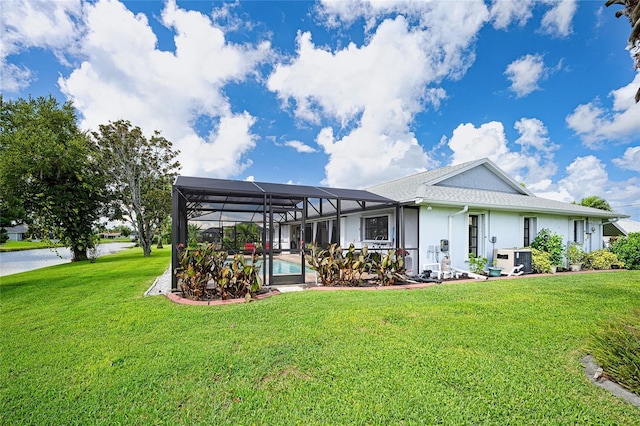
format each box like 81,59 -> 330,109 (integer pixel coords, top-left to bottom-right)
488,258 -> 503,277
566,242 -> 585,272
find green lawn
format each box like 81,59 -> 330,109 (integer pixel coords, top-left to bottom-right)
1,249 -> 639,425
0,238 -> 132,252
0,240 -> 64,251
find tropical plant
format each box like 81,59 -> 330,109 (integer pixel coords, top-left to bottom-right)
306,243 -> 375,286
583,249 -> 624,270
373,249 -> 406,286
566,242 -> 586,265
175,243 -> 217,300
576,195 -> 612,211
468,253 -> 488,274
187,223 -> 202,248
235,223 -> 261,247
220,252 -> 262,299
531,228 -> 565,266
610,232 -> 640,270
174,244 -> 262,300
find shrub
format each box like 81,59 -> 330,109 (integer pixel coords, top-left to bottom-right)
306,243 -> 406,286
174,244 -> 262,300
372,249 -> 406,286
468,253 -> 488,274
610,232 -> 640,270
531,228 -> 565,266
583,249 -> 624,270
589,310 -> 640,395
566,242 -> 586,265
531,248 -> 553,274
306,243 -> 368,286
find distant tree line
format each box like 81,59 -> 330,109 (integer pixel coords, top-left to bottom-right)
0,95 -> 180,259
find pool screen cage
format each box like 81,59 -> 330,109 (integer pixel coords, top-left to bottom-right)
171,176 -> 400,290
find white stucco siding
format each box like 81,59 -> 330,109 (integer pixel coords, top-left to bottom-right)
340,215 -> 361,247
418,207 -> 466,270
486,211 -> 522,262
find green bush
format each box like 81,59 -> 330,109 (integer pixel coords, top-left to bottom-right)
468,253 -> 488,274
566,242 -> 586,265
589,310 -> 640,395
174,243 -> 261,300
531,248 -> 553,274
583,249 -> 624,270
610,233 -> 640,270
531,228 -> 565,266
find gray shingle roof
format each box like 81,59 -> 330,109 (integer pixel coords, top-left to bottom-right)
367,158 -> 625,219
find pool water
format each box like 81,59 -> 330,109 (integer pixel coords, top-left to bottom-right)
262,259 -> 312,275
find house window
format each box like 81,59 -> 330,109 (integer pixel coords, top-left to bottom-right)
469,215 -> 479,256
523,217 -> 536,247
364,216 -> 388,240
573,220 -> 585,244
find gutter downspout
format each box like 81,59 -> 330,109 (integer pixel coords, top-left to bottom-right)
448,205 -> 468,264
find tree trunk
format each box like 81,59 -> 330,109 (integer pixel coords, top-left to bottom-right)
136,217 -> 152,257
72,248 -> 88,262
156,233 -> 163,249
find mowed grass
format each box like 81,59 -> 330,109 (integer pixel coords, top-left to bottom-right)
1,249 -> 639,425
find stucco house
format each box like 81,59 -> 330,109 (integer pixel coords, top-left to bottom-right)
364,158 -> 626,273
275,158 -> 626,274
172,158 -> 627,286
5,224 -> 28,242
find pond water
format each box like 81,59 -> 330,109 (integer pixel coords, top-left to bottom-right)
0,242 -> 135,277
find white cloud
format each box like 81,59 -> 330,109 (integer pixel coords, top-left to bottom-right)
447,119 -> 557,190
489,0 -> 535,29
613,146 -> 640,172
0,0 -> 83,92
449,122 -> 510,165
269,2 -> 490,187
514,117 -> 558,153
533,156 -> 640,218
284,140 -> 317,153
504,54 -> 546,98
540,0 -> 576,37
566,73 -> 640,148
57,0 -> 270,178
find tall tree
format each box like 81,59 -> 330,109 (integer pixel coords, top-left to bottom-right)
91,120 -> 180,257
578,195 -> 612,211
0,96 -> 106,260
606,0 -> 640,102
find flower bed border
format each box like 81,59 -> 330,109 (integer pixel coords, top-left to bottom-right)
166,289 -> 280,306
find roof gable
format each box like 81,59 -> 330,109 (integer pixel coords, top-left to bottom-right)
368,158 -> 530,202
436,164 -> 523,194
367,158 -> 625,219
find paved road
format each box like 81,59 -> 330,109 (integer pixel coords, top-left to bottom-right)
0,242 -> 135,277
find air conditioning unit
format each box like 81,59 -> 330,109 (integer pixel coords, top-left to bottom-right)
493,249 -> 532,274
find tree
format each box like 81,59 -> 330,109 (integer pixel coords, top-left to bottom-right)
0,95 -> 106,260
577,195 -> 612,211
605,0 -> 640,103
91,120 -> 180,257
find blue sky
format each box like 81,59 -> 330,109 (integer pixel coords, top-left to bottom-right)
2,0 -> 639,220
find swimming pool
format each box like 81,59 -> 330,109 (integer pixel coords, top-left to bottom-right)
262,259 -> 312,275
